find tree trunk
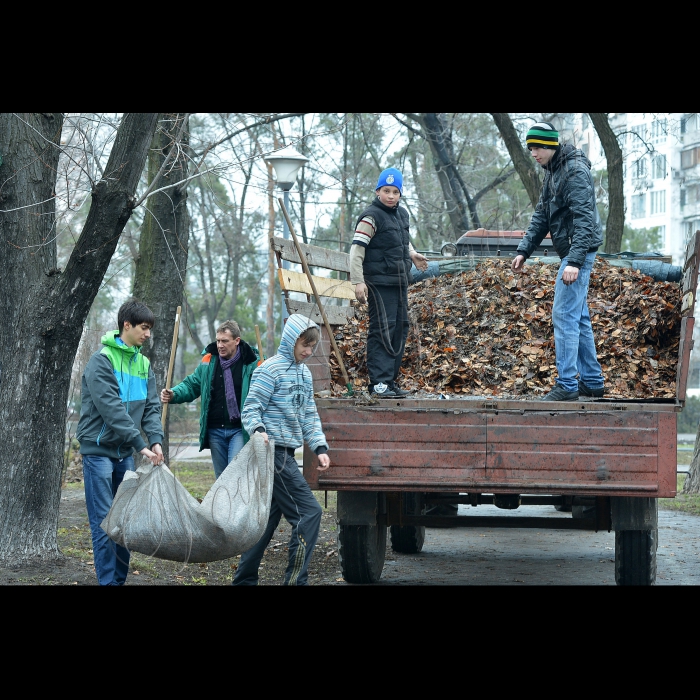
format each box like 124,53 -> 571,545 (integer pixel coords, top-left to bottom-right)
683,440 -> 700,494
490,113 -> 542,209
589,113 -> 625,253
0,112 -> 158,566
420,113 -> 472,237
132,114 -> 191,463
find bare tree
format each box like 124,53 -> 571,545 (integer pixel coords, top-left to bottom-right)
588,113 -> 625,253
489,113 -> 542,208
132,113 -> 191,461
0,112 -> 158,566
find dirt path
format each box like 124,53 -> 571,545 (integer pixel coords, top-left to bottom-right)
1,491 -> 697,585
377,505 -> 700,585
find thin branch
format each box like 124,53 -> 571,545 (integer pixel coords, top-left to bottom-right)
393,113 -> 426,139
133,113 -> 191,207
472,167 -> 516,204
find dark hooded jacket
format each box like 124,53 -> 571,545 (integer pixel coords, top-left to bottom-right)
517,143 -> 603,269
356,197 -> 413,286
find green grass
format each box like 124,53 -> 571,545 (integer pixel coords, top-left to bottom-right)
659,474 -> 700,516
313,489 -> 337,513
677,449 -> 694,466
169,460 -> 216,501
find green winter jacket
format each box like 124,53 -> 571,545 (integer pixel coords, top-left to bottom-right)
170,339 -> 260,450
77,331 -> 163,459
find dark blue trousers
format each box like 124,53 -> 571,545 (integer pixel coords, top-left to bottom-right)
233,447 -> 323,586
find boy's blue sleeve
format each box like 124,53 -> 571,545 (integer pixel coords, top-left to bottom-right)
300,368 -> 328,452
241,364 -> 275,435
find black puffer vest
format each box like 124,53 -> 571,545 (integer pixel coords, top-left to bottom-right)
356,197 -> 413,286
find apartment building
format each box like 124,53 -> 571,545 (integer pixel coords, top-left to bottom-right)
549,113 -> 700,266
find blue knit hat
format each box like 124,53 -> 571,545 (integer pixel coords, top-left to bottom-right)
375,167 -> 403,194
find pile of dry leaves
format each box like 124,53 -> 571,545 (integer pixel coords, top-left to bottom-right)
328,258 -> 681,400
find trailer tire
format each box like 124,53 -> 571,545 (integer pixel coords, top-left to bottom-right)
338,522 -> 387,584
390,493 -> 426,553
390,525 -> 425,553
615,529 -> 657,586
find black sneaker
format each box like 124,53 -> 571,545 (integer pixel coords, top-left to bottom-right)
389,382 -> 410,397
370,382 -> 399,398
540,385 -> 579,401
579,380 -> 604,398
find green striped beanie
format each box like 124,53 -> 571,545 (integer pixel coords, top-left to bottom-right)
526,122 -> 559,149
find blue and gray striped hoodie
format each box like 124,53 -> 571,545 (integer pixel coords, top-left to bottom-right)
241,314 -> 328,454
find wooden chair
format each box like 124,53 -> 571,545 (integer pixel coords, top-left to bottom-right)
270,235 -> 356,393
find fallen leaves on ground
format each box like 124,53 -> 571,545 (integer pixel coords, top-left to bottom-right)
329,258 -> 681,399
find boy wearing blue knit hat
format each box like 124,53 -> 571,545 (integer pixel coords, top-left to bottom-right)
350,167 -> 429,397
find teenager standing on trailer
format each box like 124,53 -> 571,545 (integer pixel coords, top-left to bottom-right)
233,314 -> 330,586
512,121 -> 605,401
350,167 -> 429,398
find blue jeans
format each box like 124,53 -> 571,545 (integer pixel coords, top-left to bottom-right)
208,426 -> 245,479
82,453 -> 135,586
552,252 -> 604,392
233,448 -> 323,586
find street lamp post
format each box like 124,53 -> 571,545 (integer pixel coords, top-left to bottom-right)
264,146 -> 309,331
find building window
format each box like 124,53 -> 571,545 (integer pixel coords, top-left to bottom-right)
650,118 -> 667,144
632,194 -> 646,219
652,154 -> 667,179
628,125 -> 645,145
681,189 -> 687,207
682,114 -> 699,134
634,157 -> 647,179
682,147 -> 700,169
650,190 -> 666,215
657,225 -> 666,248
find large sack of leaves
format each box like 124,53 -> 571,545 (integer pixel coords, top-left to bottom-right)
101,433 -> 275,563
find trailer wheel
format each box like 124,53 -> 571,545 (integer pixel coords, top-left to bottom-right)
338,522 -> 387,584
615,529 -> 657,586
390,493 -> 426,553
390,525 -> 425,553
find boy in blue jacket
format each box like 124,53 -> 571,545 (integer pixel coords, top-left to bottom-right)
233,314 -> 330,585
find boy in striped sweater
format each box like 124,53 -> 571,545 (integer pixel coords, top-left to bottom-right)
233,314 -> 330,585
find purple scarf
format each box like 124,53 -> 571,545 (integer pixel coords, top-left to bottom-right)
219,346 -> 241,421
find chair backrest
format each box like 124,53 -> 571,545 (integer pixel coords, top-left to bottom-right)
270,235 -> 356,326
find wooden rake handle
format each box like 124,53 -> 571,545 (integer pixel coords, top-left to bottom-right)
277,198 -> 352,393
161,305 -> 182,429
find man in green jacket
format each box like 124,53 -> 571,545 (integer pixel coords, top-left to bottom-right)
161,320 -> 260,478
77,299 -> 164,586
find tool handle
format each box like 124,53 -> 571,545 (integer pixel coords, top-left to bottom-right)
161,305 -> 182,429
254,324 -> 264,366
278,198 -> 352,391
